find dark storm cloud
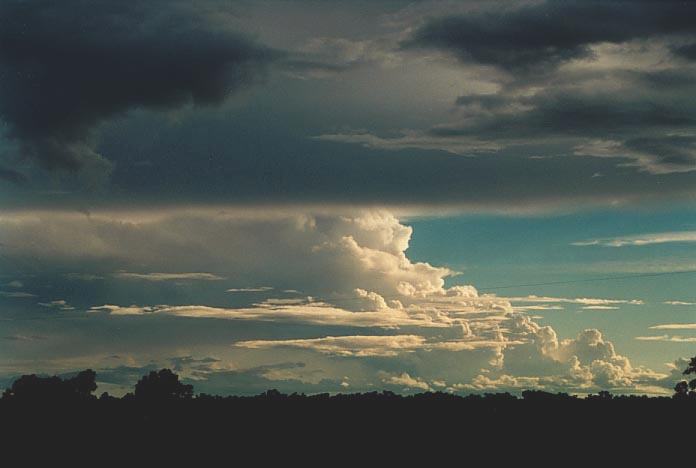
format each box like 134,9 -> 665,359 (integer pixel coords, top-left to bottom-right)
0,0 -> 277,172
439,91 -> 696,139
403,0 -> 696,72
672,43 -> 696,61
0,167 -> 26,185
624,135 -> 696,167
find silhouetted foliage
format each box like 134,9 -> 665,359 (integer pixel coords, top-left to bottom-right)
1,361 -> 696,452
1,369 -> 97,402
134,368 -> 193,401
673,356 -> 696,399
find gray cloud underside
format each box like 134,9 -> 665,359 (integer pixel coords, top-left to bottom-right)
0,0 -> 277,173
1,0 -> 696,211
404,0 -> 696,72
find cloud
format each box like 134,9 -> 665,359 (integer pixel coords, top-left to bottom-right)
664,301 -> 696,306
237,335 -> 429,357
0,209 -> 454,300
650,323 -> 696,330
38,299 -> 75,311
314,130 -> 501,155
2,334 -> 47,342
403,1 -> 696,72
283,36 -> 400,79
572,231 -> 696,247
0,291 -> 36,298
227,287 -> 274,293
635,335 -> 696,343
0,168 -> 27,185
89,302 -> 462,329
380,372 -> 431,391
0,0 -> 276,174
0,206 -> 672,395
672,42 -> 696,61
236,333 -> 518,357
113,272 -> 225,282
509,295 -> 644,307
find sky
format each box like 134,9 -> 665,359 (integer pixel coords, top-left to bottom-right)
1,0 -> 696,396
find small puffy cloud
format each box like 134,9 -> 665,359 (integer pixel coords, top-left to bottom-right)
380,372 -> 431,392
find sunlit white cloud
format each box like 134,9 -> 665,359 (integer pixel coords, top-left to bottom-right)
664,301 -> 696,306
636,335 -> 696,343
380,372 -> 431,391
236,333 -> 522,357
650,323 -> 696,330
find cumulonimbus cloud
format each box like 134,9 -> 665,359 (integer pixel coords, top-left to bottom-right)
0,207 -> 674,394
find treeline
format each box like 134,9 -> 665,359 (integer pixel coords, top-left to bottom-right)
2,366 -> 696,451
3,365 -> 696,403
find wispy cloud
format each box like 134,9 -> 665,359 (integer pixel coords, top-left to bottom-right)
636,335 -> 696,343
0,291 -> 36,298
509,295 -> 643,307
572,231 -> 696,247
3,334 -> 47,341
236,334 -> 519,357
38,300 -> 75,311
88,303 -> 455,329
664,300 -> 696,306
113,272 -> 225,282
226,287 -> 274,293
650,323 -> 696,330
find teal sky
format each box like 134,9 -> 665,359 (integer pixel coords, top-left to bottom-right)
1,0 -> 696,396
407,207 -> 696,371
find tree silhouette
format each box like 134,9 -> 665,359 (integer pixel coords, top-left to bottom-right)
1,369 -> 97,401
673,356 -> 696,399
134,369 -> 193,401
